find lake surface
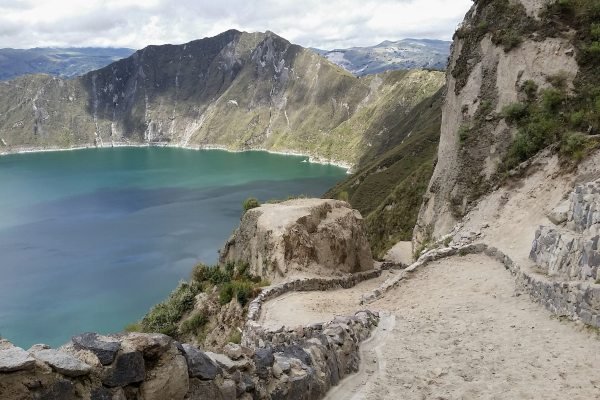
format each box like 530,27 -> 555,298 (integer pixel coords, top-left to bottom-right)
0,147 -> 346,348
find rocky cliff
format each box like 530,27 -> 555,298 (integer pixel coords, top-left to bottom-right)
0,30 -> 444,166
219,199 -> 373,281
414,0 -> 599,244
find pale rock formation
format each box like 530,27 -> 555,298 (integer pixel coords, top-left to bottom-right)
219,199 -> 374,280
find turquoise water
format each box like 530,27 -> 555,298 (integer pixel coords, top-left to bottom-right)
0,147 -> 346,348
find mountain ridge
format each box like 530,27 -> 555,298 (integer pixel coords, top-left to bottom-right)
0,30 -> 444,167
313,38 -> 451,76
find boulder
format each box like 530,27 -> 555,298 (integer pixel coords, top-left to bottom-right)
140,354 -> 189,400
219,199 -> 373,280
0,347 -> 36,372
181,344 -> 221,380
72,332 -> 120,365
31,349 -> 92,377
102,351 -> 145,387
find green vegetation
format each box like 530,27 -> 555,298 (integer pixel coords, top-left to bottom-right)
326,89 -> 443,258
242,197 -> 260,212
228,330 -> 242,344
134,262 -> 266,339
140,282 -> 199,336
180,312 -> 208,335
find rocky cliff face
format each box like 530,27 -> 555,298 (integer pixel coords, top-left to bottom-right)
219,199 -> 374,281
414,0 -> 583,243
0,30 -> 444,166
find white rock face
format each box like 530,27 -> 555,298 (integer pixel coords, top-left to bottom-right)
219,199 -> 374,280
414,0 -> 579,244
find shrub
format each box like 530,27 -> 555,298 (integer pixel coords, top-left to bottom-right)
570,110 -> 585,127
547,71 -> 569,89
228,329 -> 242,344
495,29 -> 523,51
125,322 -> 142,332
181,312 -> 207,334
501,102 -> 529,122
337,191 -> 349,202
522,80 -> 539,100
560,132 -> 595,161
192,263 -> 231,285
458,124 -> 471,144
140,282 -> 199,336
541,88 -> 566,112
219,280 -> 258,306
242,197 -> 260,212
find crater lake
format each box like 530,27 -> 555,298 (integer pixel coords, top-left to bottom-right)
0,147 -> 346,348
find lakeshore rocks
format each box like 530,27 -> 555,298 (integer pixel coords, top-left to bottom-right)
219,199 -> 374,280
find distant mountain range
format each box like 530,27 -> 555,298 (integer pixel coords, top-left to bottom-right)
0,38 -> 450,82
313,39 -> 451,76
0,47 -> 134,80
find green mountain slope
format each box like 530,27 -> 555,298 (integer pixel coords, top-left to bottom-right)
0,30 -> 444,166
326,88 -> 443,258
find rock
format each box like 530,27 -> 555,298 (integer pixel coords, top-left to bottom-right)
223,343 -> 243,360
120,332 -> 172,360
219,199 -> 374,280
102,351 -> 145,387
0,347 -> 36,372
140,354 -> 189,400
548,200 -> 570,225
31,349 -> 92,377
218,379 -> 237,399
206,351 -> 251,372
28,344 -> 50,352
181,344 -> 221,380
72,332 -> 120,365
0,339 -> 14,350
253,347 -> 274,379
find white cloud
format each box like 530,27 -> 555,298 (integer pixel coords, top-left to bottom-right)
0,0 -> 473,49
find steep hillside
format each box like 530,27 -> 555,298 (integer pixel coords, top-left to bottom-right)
0,47 -> 133,80
314,39 -> 451,76
0,30 -> 444,166
415,0 -> 600,244
326,89 -> 443,258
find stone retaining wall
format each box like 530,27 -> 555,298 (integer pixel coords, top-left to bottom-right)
361,242 -> 600,329
246,270 -> 381,324
0,311 -> 379,400
530,181 -> 600,281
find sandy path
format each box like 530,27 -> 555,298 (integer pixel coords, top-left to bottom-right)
258,269 -> 397,330
263,254 -> 600,399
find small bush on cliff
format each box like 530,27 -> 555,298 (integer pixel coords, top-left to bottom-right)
181,312 -> 207,334
242,197 -> 260,212
141,282 -> 200,336
501,102 -> 529,122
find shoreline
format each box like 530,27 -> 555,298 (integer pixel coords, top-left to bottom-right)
0,142 -> 353,173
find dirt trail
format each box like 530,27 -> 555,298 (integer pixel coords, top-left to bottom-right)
258,270 -> 395,330
261,254 -> 600,399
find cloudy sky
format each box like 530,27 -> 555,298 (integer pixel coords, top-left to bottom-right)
0,0 -> 472,50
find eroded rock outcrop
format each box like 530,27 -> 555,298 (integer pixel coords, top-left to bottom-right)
219,199 -> 374,281
414,0 -> 580,244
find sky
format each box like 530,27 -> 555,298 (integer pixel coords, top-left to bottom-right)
0,0 -> 473,50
